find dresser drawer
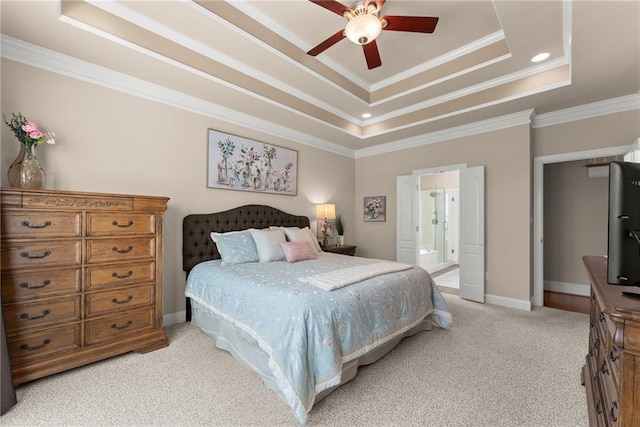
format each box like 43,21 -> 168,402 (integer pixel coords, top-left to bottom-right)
4,295 -> 81,334
1,268 -> 81,302
86,213 -> 155,236
9,324 -> 81,364
86,261 -> 155,290
85,307 -> 154,345
86,237 -> 155,263
599,370 -> 621,426
1,211 -> 81,239
1,240 -> 81,271
86,284 -> 154,317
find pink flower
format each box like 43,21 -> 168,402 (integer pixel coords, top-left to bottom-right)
28,129 -> 44,139
22,121 -> 44,139
22,121 -> 39,133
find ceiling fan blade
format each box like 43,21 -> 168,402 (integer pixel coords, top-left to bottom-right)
363,40 -> 382,70
309,0 -> 351,17
307,29 -> 346,56
382,16 -> 439,33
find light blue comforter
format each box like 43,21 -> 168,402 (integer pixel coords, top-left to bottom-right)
185,253 -> 451,424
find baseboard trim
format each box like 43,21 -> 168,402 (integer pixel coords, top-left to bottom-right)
544,280 -> 590,297
485,294 -> 532,311
164,310 -> 186,326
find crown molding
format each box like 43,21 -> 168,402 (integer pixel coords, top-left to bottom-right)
532,94 -> 640,128
0,34 -> 355,159
3,35 -> 637,162
355,109 -> 536,159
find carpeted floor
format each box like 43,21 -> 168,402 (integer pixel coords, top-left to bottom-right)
1,294 -> 589,426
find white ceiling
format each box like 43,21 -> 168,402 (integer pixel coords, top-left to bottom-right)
1,0 -> 638,155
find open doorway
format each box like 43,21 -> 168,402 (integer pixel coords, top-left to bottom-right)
398,164 -> 485,302
533,145 -> 632,306
418,171 -> 460,292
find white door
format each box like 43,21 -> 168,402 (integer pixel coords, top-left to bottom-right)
396,175 -> 418,265
459,166 -> 485,302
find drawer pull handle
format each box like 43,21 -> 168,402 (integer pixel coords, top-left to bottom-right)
112,245 -> 133,254
596,399 -> 603,414
111,270 -> 133,279
20,339 -> 51,351
609,346 -> 619,362
112,220 -> 133,228
598,312 -> 605,322
610,401 -> 618,422
20,279 -> 51,289
20,250 -> 52,260
20,309 -> 51,320
111,320 -> 133,330
111,295 -> 133,304
600,360 -> 609,376
20,220 -> 52,229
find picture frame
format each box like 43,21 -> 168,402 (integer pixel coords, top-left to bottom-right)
363,196 -> 386,222
207,129 -> 297,195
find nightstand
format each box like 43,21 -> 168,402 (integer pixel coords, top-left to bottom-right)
322,245 -> 357,256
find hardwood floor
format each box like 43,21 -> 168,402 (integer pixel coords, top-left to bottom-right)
543,291 -> 590,314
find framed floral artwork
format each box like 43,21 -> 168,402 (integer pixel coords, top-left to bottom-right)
363,196 -> 386,222
208,129 -> 297,195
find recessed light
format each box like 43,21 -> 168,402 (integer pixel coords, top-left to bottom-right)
531,52 -> 550,63
362,113 -> 372,119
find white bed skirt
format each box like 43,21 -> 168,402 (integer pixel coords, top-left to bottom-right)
190,299 -> 433,414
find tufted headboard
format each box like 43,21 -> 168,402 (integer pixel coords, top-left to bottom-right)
182,204 -> 310,321
182,204 -> 310,274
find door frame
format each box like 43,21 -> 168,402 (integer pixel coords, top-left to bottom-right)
532,145 -> 631,306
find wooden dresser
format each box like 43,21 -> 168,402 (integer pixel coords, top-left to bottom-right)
1,188 -> 169,386
582,256 -> 640,426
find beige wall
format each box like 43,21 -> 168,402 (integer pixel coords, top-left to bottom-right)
533,110 -> 640,157
1,59 -> 356,318
543,160 -> 608,285
355,125 -> 532,302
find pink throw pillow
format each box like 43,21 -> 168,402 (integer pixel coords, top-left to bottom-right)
280,241 -> 316,263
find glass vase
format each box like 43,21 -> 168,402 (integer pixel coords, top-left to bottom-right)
7,142 -> 45,189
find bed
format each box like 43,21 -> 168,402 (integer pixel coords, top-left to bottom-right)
182,204 -> 451,425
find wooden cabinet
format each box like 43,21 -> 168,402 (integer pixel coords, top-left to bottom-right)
1,188 -> 169,386
582,256 -> 640,426
323,244 -> 357,256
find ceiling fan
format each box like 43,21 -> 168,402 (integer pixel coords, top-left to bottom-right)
306,0 -> 439,70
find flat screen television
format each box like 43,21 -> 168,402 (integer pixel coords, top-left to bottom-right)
607,161 -> 640,296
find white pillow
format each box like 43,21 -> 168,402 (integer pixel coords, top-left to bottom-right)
249,228 -> 286,262
270,226 -> 322,254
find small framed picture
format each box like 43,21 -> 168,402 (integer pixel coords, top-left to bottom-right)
363,196 -> 386,222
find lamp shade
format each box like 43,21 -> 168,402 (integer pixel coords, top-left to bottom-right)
316,204 -> 336,220
345,14 -> 382,45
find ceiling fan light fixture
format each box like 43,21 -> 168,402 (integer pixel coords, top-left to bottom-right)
344,4 -> 382,45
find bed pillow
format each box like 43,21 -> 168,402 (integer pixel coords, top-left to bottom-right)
249,228 -> 287,262
270,226 -> 322,254
210,230 -> 259,265
280,241 -> 316,263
